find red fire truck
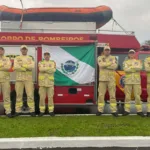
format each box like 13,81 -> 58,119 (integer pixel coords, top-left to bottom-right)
0,32 -> 148,114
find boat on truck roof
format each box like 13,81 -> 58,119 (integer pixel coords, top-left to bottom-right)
0,5 -> 112,29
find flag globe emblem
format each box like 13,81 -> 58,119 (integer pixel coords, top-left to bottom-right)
61,60 -> 79,75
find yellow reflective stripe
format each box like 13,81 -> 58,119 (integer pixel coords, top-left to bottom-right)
16,102 -> 22,107
110,103 -> 116,106
49,76 -> 54,80
39,76 -> 44,80
40,106 -> 45,112
23,64 -> 28,68
100,71 -> 105,74
135,105 -> 142,108
49,106 -> 54,112
98,103 -> 104,106
126,74 -> 131,77
147,73 -> 150,76
26,72 -> 32,74
125,104 -> 130,107
20,67 -> 26,71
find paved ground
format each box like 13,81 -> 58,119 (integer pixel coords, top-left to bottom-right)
2,148 -> 150,150
1,137 -> 150,149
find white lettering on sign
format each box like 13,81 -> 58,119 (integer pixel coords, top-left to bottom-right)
97,43 -> 107,47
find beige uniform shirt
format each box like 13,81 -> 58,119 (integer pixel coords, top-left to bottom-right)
38,60 -> 56,87
123,59 -> 142,84
0,56 -> 11,82
144,56 -> 150,84
14,55 -> 34,81
97,55 -> 118,82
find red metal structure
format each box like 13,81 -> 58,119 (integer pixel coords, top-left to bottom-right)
0,32 -> 147,113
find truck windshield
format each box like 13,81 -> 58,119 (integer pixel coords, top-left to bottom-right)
111,54 -> 127,71
139,54 -> 150,61
139,54 -> 150,70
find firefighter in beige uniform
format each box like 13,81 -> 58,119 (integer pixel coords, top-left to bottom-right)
144,56 -> 150,117
97,45 -> 118,117
123,49 -> 144,117
14,45 -> 35,116
0,47 -> 12,117
38,51 -> 56,116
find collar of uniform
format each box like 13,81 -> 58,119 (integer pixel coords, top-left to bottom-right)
0,55 -> 4,59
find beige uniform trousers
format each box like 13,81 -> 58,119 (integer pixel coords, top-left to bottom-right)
124,84 -> 142,112
0,82 -> 11,114
15,81 -> 34,112
146,84 -> 150,112
39,86 -> 54,113
98,81 -> 117,113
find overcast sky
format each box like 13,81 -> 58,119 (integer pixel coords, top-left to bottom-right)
0,0 -> 150,44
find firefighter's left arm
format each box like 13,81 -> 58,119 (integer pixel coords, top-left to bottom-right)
38,61 -> 49,72
144,58 -> 150,72
2,58 -> 11,71
0,58 -> 11,71
22,57 -> 35,70
106,57 -> 118,70
46,61 -> 56,74
133,60 -> 142,71
123,60 -> 136,73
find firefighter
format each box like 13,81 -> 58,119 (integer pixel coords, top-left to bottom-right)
14,45 -> 35,116
96,44 -> 118,117
144,56 -> 150,117
123,49 -> 144,117
38,51 -> 56,117
0,47 -> 12,117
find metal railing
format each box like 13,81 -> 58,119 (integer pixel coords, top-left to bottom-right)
0,27 -> 135,35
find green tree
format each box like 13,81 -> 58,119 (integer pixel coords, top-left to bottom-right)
144,40 -> 150,45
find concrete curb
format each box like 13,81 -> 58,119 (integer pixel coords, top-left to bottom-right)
0,137 -> 150,149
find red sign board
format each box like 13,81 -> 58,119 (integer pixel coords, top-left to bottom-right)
0,32 -> 90,42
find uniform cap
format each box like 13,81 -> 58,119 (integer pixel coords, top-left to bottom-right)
20,45 -> 28,49
44,51 -> 50,54
128,49 -> 135,53
103,44 -> 111,51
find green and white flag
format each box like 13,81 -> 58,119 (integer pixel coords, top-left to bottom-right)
42,45 -> 95,86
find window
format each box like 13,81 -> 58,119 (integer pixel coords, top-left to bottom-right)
139,54 -> 150,70
112,54 -> 127,70
139,54 -> 148,61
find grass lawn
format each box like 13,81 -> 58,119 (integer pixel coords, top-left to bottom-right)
0,115 -> 150,138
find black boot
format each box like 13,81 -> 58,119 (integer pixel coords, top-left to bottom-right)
147,112 -> 150,117
38,112 -> 44,117
112,112 -> 118,117
49,112 -> 55,117
137,112 -> 145,117
96,111 -> 102,116
122,111 -> 130,116
30,112 -> 36,117
6,113 -> 13,118
13,113 -> 20,117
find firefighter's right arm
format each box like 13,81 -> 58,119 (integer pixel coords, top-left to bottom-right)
123,60 -> 136,73
14,57 -> 26,72
97,56 -> 111,68
38,61 -> 49,72
45,61 -> 56,74
0,58 -> 11,71
144,58 -> 150,72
